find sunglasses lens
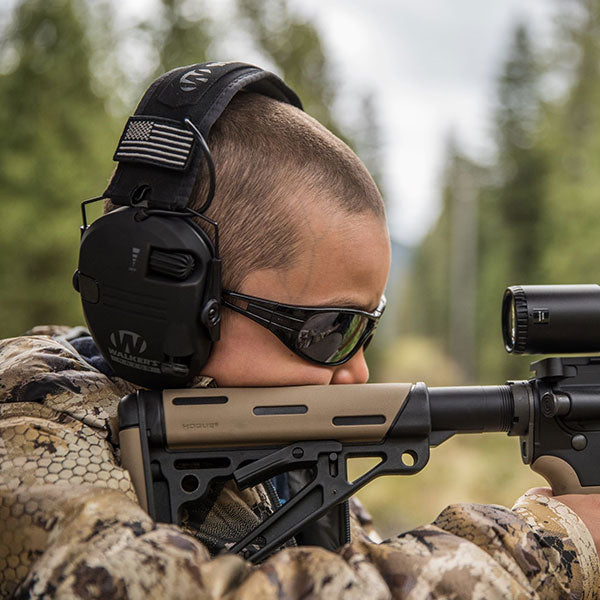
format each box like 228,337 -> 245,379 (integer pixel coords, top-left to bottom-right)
297,312 -> 370,363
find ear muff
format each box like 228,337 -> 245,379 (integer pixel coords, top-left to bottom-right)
74,206 -> 220,388
74,61 -> 302,389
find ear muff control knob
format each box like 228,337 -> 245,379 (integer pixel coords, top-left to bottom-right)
201,300 -> 221,328
73,270 -> 80,292
149,249 -> 195,279
201,300 -> 221,341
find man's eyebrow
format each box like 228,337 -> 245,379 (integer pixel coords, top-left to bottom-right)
317,297 -> 376,311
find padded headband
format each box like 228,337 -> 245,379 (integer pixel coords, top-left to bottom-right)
104,62 -> 302,211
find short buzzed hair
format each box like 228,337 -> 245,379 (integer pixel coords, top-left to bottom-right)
107,92 -> 385,291
193,92 -> 385,291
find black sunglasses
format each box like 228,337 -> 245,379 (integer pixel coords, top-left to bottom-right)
221,290 -> 386,366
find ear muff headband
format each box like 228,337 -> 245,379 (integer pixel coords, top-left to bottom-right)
105,62 -> 302,211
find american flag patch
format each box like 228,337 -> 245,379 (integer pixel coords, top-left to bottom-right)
114,117 -> 195,171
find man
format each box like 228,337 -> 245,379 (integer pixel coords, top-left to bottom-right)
0,63 -> 598,599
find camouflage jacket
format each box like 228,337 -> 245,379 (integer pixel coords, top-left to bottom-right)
1,328 -> 598,599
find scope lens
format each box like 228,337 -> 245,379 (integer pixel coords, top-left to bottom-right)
502,288 -> 522,352
508,297 -> 517,349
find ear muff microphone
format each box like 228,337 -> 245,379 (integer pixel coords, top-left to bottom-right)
73,62 -> 302,389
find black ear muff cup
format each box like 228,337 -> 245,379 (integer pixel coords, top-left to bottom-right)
77,207 -> 215,388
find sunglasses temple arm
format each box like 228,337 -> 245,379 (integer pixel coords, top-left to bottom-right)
222,299 -> 275,327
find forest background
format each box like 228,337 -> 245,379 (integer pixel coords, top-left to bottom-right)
1,0 -> 599,536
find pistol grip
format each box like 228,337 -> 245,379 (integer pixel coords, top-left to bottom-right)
531,455 -> 600,495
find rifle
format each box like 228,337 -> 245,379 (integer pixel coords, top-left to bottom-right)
118,284 -> 600,562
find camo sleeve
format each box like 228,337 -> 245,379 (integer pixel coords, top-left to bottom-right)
233,496 -> 599,600
0,335 -> 230,598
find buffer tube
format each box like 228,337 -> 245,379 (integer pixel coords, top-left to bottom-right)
426,383 -> 531,444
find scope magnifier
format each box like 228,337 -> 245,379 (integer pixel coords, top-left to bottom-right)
502,284 -> 600,354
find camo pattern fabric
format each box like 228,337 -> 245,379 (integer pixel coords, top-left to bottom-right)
0,330 -> 598,599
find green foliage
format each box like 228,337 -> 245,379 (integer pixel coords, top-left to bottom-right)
402,142 -> 485,380
0,0 -> 119,336
537,0 -> 600,284
474,24 -> 548,381
236,0 -> 339,135
493,25 -> 548,285
405,196 -> 451,341
149,0 -> 212,74
406,10 -> 600,383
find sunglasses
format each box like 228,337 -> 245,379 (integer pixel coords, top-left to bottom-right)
221,290 -> 386,366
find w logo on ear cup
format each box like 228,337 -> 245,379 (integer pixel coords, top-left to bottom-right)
109,330 -> 148,355
180,68 -> 212,92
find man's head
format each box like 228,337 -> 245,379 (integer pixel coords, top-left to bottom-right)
102,84 -> 390,387
190,92 -> 386,292
189,92 -> 391,386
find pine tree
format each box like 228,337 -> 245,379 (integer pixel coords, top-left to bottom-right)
538,0 -> 600,283
403,140 -> 461,349
493,24 -> 547,285
472,23 -> 548,381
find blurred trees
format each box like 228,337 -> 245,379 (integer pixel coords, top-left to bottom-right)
405,144 -> 486,381
404,2 -> 600,384
0,0 -> 119,335
538,0 -> 600,283
371,13 -> 600,529
236,0 -> 339,134
478,23 -> 548,381
494,25 -> 547,285
0,0 -> 356,337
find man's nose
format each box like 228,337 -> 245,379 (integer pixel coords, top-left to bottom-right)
330,350 -> 370,384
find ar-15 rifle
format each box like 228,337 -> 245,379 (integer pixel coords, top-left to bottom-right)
118,284 -> 600,563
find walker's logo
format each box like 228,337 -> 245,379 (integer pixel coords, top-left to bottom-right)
180,68 -> 212,91
109,330 -> 147,355
107,330 -> 161,373
179,63 -> 228,92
